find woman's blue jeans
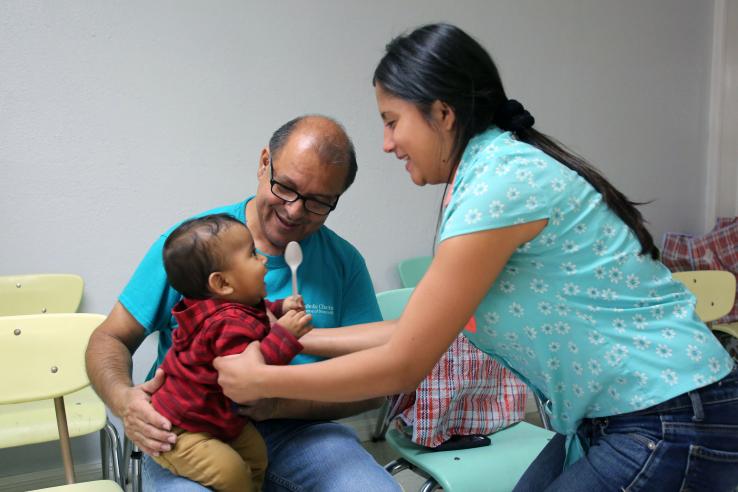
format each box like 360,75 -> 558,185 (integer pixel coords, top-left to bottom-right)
514,365 -> 738,491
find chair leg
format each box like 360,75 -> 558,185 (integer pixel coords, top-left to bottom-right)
102,420 -> 123,487
53,396 -> 76,484
384,458 -> 410,475
100,430 -> 109,479
130,443 -> 142,492
419,479 -> 442,492
372,399 -> 392,441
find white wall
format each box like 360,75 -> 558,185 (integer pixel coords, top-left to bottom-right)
0,0 -> 716,478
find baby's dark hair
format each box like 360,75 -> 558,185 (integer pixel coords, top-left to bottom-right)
163,213 -> 246,299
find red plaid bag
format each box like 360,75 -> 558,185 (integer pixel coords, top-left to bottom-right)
661,217 -> 738,324
388,333 -> 528,448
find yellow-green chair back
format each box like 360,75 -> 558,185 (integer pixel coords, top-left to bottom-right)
0,274 -> 84,316
397,256 -> 432,288
672,270 -> 738,339
0,314 -> 122,490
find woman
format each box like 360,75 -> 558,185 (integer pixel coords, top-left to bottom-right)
216,23 -> 738,490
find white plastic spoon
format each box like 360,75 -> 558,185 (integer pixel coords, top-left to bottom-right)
284,241 -> 303,297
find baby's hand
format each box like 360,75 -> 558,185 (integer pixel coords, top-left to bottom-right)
282,295 -> 305,313
277,310 -> 312,339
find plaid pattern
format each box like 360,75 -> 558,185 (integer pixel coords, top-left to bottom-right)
661,217 -> 738,324
152,298 -> 302,441
391,333 -> 528,448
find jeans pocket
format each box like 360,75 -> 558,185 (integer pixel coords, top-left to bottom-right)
679,444 -> 738,492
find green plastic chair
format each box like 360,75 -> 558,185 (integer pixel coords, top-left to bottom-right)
0,274 -> 122,487
0,313 -> 122,490
397,256 -> 433,288
385,421 -> 554,492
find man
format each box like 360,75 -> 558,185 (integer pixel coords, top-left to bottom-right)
86,115 -> 401,491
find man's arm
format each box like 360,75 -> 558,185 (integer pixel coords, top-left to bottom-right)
85,301 -> 176,455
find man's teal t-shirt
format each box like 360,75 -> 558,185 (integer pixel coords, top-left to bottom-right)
119,197 -> 381,378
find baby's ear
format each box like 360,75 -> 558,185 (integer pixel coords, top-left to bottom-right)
208,272 -> 233,296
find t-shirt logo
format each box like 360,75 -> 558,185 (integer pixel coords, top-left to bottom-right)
464,315 -> 477,333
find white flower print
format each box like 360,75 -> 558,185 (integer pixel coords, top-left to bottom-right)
555,304 -> 570,317
499,281 -> 516,294
539,233 -> 557,248
629,394 -> 645,408
538,302 -> 553,316
632,314 -> 647,330
541,372 -> 553,384
510,342 -> 522,352
607,386 -> 620,400
572,361 -> 584,375
708,357 -> 721,373
572,384 -> 585,398
587,403 -> 601,413
473,182 -> 489,196
505,265 -> 520,276
526,347 -> 536,358
531,260 -> 544,270
504,332 -> 519,342
551,178 -> 566,192
616,253 -> 629,266
554,382 -> 566,393
612,318 -> 627,333
574,223 -> 587,234
484,311 -> 500,325
661,328 -> 676,340
612,344 -> 629,359
625,274 -> 641,290
562,282 -> 580,295
616,376 -> 628,385
525,196 -> 539,210
661,369 -> 678,386
516,168 -> 533,183
608,268 -> 623,284
474,164 -> 489,177
693,331 -> 708,344
464,208 -> 482,224
509,302 -> 524,317
600,289 -> 617,302
594,266 -> 606,279
634,371 -> 649,386
489,200 -> 505,218
541,323 -> 554,335
532,158 -> 548,169
576,311 -> 596,325
651,306 -> 665,320
561,263 -> 577,276
549,341 -> 561,352
592,240 -> 608,256
602,224 -> 617,238
693,373 -> 706,386
588,380 -> 602,392
517,242 -> 532,253
568,341 -> 579,354
551,208 -> 565,225
524,326 -> 537,340
562,240 -> 579,253
530,278 -> 549,294
495,162 -> 511,175
587,287 -> 600,299
555,322 -> 571,335
673,304 -> 689,319
686,345 -> 702,362
482,327 -> 497,338
587,359 -> 602,376
506,187 -> 520,200
547,358 -> 561,370
587,330 -> 605,345
655,344 -> 673,358
564,400 -> 573,409
633,335 -> 651,350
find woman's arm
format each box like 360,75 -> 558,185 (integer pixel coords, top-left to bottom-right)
298,320 -> 396,357
215,220 -> 546,403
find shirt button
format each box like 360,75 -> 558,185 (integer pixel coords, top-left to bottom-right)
647,441 -> 656,451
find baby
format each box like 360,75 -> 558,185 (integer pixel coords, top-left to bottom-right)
150,213 -> 311,492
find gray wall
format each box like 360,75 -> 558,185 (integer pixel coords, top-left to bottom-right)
0,0 -> 715,476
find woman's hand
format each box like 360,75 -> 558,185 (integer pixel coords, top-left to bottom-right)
214,342 -> 267,403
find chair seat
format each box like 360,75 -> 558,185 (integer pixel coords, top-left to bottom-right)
386,421 -> 554,492
714,321 -> 738,338
31,479 -> 123,491
0,386 -> 107,448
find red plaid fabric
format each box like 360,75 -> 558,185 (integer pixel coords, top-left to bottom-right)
152,297 -> 302,441
661,217 -> 738,324
390,333 -> 528,448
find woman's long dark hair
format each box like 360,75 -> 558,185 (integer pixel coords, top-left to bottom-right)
373,23 -> 658,259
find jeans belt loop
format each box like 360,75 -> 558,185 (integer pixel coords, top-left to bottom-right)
688,390 -> 705,422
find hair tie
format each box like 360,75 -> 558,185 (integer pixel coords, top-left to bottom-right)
494,99 -> 535,132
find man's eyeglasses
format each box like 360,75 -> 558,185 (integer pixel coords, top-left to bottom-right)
269,158 -> 339,216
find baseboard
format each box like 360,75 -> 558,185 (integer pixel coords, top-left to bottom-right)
0,461 -> 104,492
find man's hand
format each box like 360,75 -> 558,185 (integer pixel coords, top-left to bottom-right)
120,369 -> 176,456
277,310 -> 312,339
282,294 -> 305,312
